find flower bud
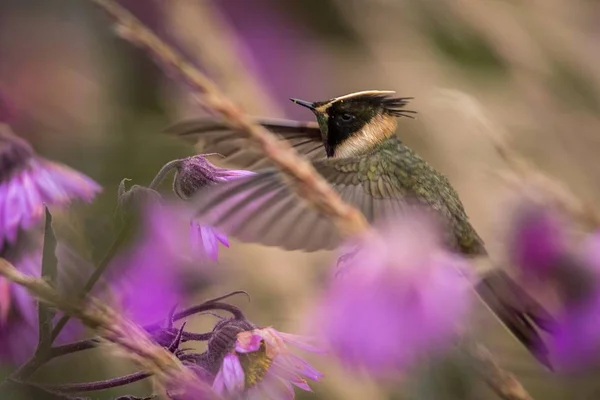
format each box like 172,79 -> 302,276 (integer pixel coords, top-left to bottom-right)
173,155 -> 254,200
117,179 -> 162,214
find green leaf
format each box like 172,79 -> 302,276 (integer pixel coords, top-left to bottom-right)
37,206 -> 58,351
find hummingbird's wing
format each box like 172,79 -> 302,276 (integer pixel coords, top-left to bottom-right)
188,152 -> 415,252
163,117 -> 326,170
188,168 -> 340,251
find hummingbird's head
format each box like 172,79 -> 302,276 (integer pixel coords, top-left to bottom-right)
290,90 -> 415,158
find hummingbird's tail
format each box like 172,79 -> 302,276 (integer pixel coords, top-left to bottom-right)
475,269 -> 555,369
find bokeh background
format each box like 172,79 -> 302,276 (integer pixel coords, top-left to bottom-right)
2,0 -> 600,399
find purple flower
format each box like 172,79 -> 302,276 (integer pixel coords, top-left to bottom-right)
509,202 -> 568,279
190,222 -> 229,262
169,155 -> 251,261
0,239 -> 85,365
0,124 -> 101,252
548,232 -> 600,371
0,250 -> 41,364
314,214 -> 473,377
212,327 -> 323,399
109,202 -> 218,326
173,155 -> 254,200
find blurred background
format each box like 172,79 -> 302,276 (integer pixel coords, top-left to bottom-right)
2,0 -> 600,398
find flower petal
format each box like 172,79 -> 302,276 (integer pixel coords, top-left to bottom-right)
274,352 -> 323,382
269,359 -> 313,391
276,331 -> 325,354
212,354 -> 245,395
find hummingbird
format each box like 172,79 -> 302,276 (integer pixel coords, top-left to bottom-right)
165,90 -> 554,367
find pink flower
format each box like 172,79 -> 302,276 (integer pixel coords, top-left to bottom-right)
0,250 -> 41,364
508,202 -> 568,279
190,222 -> 229,262
0,241 -> 82,365
212,327 -> 323,399
173,155 -> 254,200
0,124 -> 101,252
548,232 -> 600,370
315,214 -> 473,377
170,155 -> 251,262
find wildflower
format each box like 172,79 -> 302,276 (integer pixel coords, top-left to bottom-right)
0,249 -> 41,364
509,202 -> 568,279
190,222 -> 229,262
0,124 -> 101,252
209,321 -> 323,399
172,155 -> 251,261
314,214 -> 473,377
117,179 -> 162,214
547,232 -> 600,371
0,239 -> 85,365
172,155 -> 254,200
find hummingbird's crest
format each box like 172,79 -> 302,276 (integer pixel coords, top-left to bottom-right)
314,90 -> 416,119
291,90 -> 416,158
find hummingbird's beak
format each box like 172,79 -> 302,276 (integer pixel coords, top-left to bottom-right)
289,98 -> 316,110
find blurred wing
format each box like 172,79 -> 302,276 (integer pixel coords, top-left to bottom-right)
190,169 -> 341,251
190,157 -> 409,252
164,117 -> 326,170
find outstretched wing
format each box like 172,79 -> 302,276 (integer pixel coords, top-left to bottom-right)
164,117 -> 326,170
189,150 -> 410,252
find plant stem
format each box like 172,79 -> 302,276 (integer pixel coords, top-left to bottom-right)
45,371 -> 151,393
145,301 -> 244,333
49,339 -> 102,357
148,159 -> 182,190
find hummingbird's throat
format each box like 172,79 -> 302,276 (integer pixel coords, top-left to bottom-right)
333,114 -> 398,158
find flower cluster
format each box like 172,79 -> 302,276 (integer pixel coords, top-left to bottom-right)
210,325 -> 323,398
0,124 -> 100,253
84,294 -> 323,400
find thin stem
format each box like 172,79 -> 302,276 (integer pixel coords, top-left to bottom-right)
145,301 -> 245,333
174,302 -> 245,322
49,338 -> 102,358
45,371 -> 151,393
203,290 -> 250,304
149,159 -> 182,190
118,178 -> 131,198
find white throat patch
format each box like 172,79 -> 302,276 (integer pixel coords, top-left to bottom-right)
333,114 -> 398,158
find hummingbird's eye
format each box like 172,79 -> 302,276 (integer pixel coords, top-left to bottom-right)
340,113 -> 354,122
